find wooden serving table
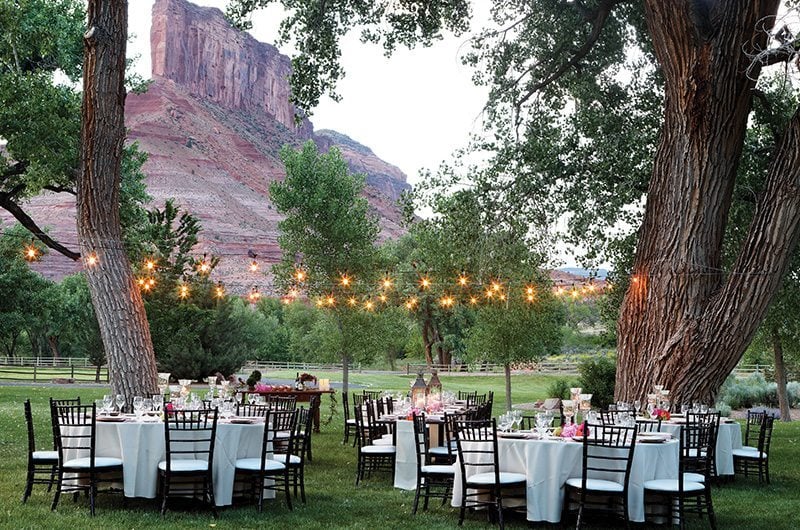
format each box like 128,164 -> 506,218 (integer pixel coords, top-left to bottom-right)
241,389 -> 335,433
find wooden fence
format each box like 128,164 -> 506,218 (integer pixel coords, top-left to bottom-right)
0,363 -> 108,383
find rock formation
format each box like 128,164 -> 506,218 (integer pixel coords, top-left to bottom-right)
3,0 -> 410,291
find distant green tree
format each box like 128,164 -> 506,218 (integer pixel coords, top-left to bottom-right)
270,141 -> 380,392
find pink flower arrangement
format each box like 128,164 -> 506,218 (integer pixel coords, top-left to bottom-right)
652,408 -> 670,421
425,401 -> 442,414
560,423 -> 578,438
254,383 -> 273,392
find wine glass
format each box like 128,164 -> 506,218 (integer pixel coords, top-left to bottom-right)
562,400 -> 575,424
681,403 -> 689,415
633,400 -> 642,416
152,395 -> 163,413
535,413 -> 549,438
102,394 -> 113,414
132,396 -> 144,419
95,399 -> 106,416
115,394 -> 125,413
248,392 -> 258,406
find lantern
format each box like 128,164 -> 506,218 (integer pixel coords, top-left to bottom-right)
427,370 -> 442,402
411,371 -> 428,409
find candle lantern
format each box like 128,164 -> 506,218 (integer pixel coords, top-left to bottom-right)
158,372 -> 171,397
411,371 -> 428,408
427,370 -> 442,402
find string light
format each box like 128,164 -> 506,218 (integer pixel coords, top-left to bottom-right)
248,287 -> 261,303
178,284 -> 190,299
439,295 -> 455,308
458,274 -> 469,287
382,277 -> 393,289
295,269 -> 306,282
287,288 -> 299,298
405,296 -> 418,309
24,245 -> 39,261
86,253 -> 98,267
340,274 -> 351,287
326,295 -> 335,306
485,289 -> 494,299
491,281 -> 501,292
469,296 -> 479,305
348,297 -> 358,306
249,260 -> 259,272
144,259 -> 156,271
364,300 -> 374,311
215,283 -> 225,298
197,259 -> 210,274
378,294 -> 387,302
419,276 -> 431,289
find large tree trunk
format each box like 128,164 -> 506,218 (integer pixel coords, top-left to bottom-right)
771,326 -> 792,422
617,1 -> 800,405
78,0 -> 157,401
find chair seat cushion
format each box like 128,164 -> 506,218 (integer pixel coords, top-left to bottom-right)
428,446 -> 451,456
32,450 -> 58,461
565,477 -> 624,493
272,453 -> 302,465
421,464 -> 455,475
361,444 -> 396,454
235,457 -> 286,472
644,479 -> 705,493
158,459 -> 208,472
346,418 -> 357,425
274,431 -> 291,439
467,471 -> 526,486
732,447 -> 766,459
683,472 -> 705,483
63,457 -> 123,469
373,436 -> 394,446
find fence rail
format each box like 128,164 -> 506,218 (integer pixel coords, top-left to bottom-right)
0,364 -> 108,383
241,360 -> 364,373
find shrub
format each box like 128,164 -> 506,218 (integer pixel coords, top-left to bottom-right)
546,378 -> 574,400
246,370 -> 262,388
718,373 -> 800,409
577,354 -> 616,409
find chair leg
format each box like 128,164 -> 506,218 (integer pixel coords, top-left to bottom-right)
22,467 -> 34,503
283,471 -> 293,511
412,480 -> 421,515
160,476 -> 169,516
207,474 -> 217,519
299,467 -> 306,503
51,470 -> 63,511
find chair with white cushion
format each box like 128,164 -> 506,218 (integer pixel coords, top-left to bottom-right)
342,391 -> 358,445
354,403 -> 396,485
22,399 -> 58,503
563,422 -> 637,529
159,408 -> 218,517
429,411 -> 469,464
687,410 -> 720,479
644,421 -> 716,529
236,409 -> 297,511
454,418 -> 526,529
50,403 -> 124,516
411,412 -> 454,514
733,412 -> 775,484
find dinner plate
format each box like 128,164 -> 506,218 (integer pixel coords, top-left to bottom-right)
97,416 -> 126,422
498,431 -> 529,439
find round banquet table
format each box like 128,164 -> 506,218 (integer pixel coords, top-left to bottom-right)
92,417 -> 266,505
450,435 -> 679,523
658,419 -> 742,476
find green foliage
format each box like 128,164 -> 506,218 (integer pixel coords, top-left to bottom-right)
717,374 -> 800,410
546,377 -> 574,400
577,354 -> 617,410
246,369 -> 262,388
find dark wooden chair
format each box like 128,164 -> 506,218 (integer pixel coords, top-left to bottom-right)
50,403 -> 124,516
342,391 -> 358,445
454,418 -> 526,529
563,423 -> 637,529
411,413 -> 455,514
353,403 -> 396,485
733,412 -> 776,484
266,395 -> 297,410
644,421 -> 717,529
22,399 -> 58,503
235,409 -> 296,511
159,408 -> 218,517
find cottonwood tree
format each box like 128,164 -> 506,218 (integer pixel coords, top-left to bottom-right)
229,0 -> 800,404
270,141 -> 380,393
78,0 -> 157,399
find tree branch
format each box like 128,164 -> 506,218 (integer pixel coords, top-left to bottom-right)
43,185 -> 77,195
0,194 -> 80,260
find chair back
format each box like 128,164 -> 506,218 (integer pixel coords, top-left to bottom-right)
267,395 -> 297,411
457,391 -> 477,404
411,413 -> 430,470
744,409 -> 767,446
680,420 -> 715,484
163,409 -> 218,473
577,423 -> 637,492
687,410 -> 720,465
51,403 -> 97,465
375,396 -> 393,416
758,414 -> 776,456
342,391 -> 350,422
295,406 -> 313,459
363,390 -> 383,400
236,403 -> 270,417
600,408 -> 636,425
24,399 -> 38,455
266,409 -> 299,465
353,401 -> 384,447
453,419 -> 501,486
352,393 -> 367,410
635,418 -> 662,433
49,397 -> 81,408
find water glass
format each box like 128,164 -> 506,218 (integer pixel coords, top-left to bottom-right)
132,396 -> 144,418
103,394 -> 113,413
115,394 -> 126,413
152,395 -> 163,413
95,399 -> 106,415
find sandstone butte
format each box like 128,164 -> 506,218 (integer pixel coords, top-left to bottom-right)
1,0 -> 409,293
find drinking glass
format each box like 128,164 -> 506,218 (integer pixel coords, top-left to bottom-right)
95,399 -> 106,415
653,384 -> 664,393
248,393 -> 258,406
152,395 -> 163,413
700,403 -> 708,413
634,400 -> 642,415
535,413 -> 549,438
132,396 -> 144,419
142,398 -> 154,419
221,400 -> 233,419
102,394 -> 113,413
681,403 -> 689,415
562,400 -> 575,424
115,394 -> 125,413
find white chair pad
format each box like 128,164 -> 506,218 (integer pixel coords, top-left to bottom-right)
421,464 -> 455,475
565,477 -> 624,493
467,471 -> 526,486
63,457 -> 123,469
684,472 -> 705,483
361,445 -> 396,455
346,419 -> 357,425
373,437 -> 394,446
428,446 -> 450,456
274,431 -> 291,439
158,459 -> 208,472
686,448 -> 708,458
32,450 -> 58,461
272,453 -> 302,465
732,448 -> 766,459
235,457 -> 286,472
644,479 -> 705,493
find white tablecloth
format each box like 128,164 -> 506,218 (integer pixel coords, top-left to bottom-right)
93,418 -> 266,505
659,421 -> 741,476
451,437 -> 679,523
393,419 -> 447,491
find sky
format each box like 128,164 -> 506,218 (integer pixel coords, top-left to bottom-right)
126,0 -> 489,189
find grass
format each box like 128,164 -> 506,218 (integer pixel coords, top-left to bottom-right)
0,375 -> 798,529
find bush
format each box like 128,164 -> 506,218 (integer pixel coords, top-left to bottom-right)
717,373 -> 800,409
577,354 -> 616,409
546,378 -> 574,400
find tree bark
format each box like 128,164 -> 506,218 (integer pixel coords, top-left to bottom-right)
616,1 -> 800,405
771,326 -> 792,422
504,363 -> 512,411
78,0 -> 157,401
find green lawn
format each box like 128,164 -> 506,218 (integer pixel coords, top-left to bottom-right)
0,375 -> 797,529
